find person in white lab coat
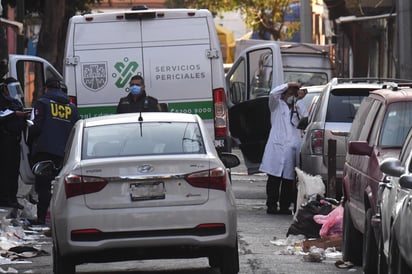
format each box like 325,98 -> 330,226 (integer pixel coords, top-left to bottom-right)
259,82 -> 303,214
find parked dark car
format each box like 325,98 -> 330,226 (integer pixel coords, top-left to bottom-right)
342,85 -> 412,273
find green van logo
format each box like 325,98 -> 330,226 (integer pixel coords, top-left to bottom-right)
113,57 -> 139,89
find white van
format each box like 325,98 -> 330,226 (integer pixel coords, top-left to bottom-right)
64,7 -> 231,151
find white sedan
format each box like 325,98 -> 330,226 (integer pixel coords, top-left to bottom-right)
33,112 -> 240,274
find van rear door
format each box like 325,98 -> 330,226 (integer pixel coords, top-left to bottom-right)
225,44 -> 284,174
67,19 -> 144,116
65,10 -> 229,149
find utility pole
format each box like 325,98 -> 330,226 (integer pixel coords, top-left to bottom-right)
397,0 -> 412,79
300,0 -> 312,43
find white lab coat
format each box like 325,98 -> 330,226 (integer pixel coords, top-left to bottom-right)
293,98 -> 308,167
259,83 -> 302,180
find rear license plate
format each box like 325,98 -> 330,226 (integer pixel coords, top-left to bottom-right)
130,181 -> 165,201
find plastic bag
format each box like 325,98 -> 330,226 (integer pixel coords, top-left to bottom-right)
294,167 -> 325,220
313,204 -> 343,238
286,197 -> 332,238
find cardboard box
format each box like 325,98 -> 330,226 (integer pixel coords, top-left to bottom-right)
302,236 -> 342,252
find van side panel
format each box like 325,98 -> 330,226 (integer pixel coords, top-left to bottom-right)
141,17 -> 213,118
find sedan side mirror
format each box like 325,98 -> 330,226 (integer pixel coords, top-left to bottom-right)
32,160 -> 59,177
220,152 -> 241,169
380,158 -> 405,177
399,175 -> 412,189
348,141 -> 373,156
297,117 -> 308,130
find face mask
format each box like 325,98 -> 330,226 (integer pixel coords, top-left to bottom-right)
286,96 -> 294,105
130,85 -> 141,95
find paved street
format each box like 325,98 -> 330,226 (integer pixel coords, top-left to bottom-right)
0,149 -> 363,273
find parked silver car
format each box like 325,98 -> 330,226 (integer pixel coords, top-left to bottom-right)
300,78 -> 392,199
33,112 -> 240,274
379,124 -> 412,273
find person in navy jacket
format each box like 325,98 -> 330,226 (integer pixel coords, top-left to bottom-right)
29,77 -> 79,225
0,77 -> 28,209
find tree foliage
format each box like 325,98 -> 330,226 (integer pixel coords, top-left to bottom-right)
2,0 -> 299,75
1,0 -> 99,73
165,0 -> 299,40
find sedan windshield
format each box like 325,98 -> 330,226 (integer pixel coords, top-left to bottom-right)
82,122 -> 205,159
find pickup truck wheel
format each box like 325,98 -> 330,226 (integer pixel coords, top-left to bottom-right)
342,203 -> 362,265
362,209 -> 378,274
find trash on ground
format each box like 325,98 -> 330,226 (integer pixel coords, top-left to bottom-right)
0,198 -> 50,266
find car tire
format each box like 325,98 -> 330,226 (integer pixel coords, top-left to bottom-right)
342,203 -> 362,266
377,232 -> 388,274
363,209 -> 378,273
53,246 -> 75,274
219,238 -> 240,274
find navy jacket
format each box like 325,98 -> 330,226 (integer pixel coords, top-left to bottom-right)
29,88 -> 80,157
116,93 -> 160,113
0,93 -> 25,136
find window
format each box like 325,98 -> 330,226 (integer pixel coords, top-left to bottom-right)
380,102 -> 412,147
326,89 -> 370,122
16,60 -> 45,108
249,49 -> 273,99
284,72 -> 328,86
228,59 -> 246,104
82,122 -> 205,159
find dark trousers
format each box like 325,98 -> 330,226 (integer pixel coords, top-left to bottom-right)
0,134 -> 21,204
266,174 -> 296,211
32,152 -> 62,223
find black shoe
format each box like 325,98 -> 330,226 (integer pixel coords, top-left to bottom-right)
266,207 -> 278,215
